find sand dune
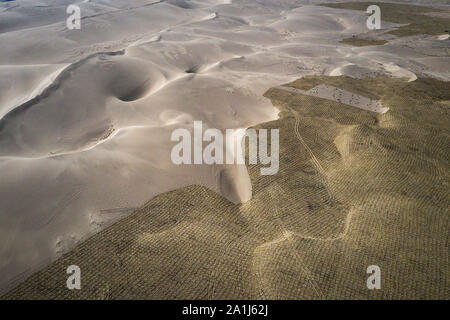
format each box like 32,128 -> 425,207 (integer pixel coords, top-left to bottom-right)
0,64 -> 68,119
0,0 -> 448,295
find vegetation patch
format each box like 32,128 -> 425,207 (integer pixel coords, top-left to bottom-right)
321,2 -> 450,46
340,37 -> 388,47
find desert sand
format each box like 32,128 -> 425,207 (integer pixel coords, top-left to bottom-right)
0,0 -> 448,296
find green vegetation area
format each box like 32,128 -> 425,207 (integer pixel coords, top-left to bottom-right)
321,2 -> 450,46
4,75 -> 448,299
340,37 -> 388,47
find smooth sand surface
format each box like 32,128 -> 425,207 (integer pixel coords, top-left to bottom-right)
0,0 -> 448,293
